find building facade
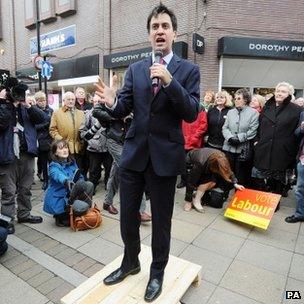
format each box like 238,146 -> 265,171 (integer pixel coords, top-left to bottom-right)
0,0 -> 304,99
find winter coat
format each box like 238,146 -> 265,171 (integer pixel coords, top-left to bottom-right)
0,100 -> 45,164
207,106 -> 230,149
254,95 -> 302,171
43,160 -> 81,215
36,106 -> 53,151
49,106 -> 85,154
79,109 -> 108,153
182,109 -> 207,150
222,106 -> 259,154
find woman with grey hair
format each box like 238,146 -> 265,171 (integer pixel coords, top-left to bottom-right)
253,82 -> 302,210
222,88 -> 259,186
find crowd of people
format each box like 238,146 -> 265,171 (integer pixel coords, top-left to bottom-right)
0,3 -> 304,301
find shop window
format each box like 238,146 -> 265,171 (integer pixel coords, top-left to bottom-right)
40,0 -> 56,23
55,0 -> 76,17
111,68 -> 127,89
25,0 -> 36,29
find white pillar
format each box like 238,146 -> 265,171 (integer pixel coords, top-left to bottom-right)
218,56 -> 223,91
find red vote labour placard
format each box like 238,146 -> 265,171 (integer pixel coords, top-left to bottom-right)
224,189 -> 281,230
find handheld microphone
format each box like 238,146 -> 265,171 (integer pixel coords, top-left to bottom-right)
152,50 -> 163,87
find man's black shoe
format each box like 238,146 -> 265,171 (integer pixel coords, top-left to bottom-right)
144,278 -> 163,302
285,215 -> 304,223
103,265 -> 141,285
7,223 -> 15,234
17,215 -> 43,224
176,181 -> 186,189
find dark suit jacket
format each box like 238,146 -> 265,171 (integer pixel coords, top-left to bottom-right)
110,54 -> 200,176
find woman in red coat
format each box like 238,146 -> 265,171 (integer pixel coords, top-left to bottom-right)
177,105 -> 208,189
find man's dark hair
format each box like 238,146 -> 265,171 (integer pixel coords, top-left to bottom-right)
147,3 -> 177,32
235,88 -> 251,105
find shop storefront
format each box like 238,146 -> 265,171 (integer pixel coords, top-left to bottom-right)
16,54 -> 99,106
218,36 -> 304,97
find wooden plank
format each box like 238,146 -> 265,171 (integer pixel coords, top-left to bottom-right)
61,245 -> 201,304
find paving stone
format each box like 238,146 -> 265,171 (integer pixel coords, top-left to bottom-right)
27,269 -> 55,288
82,262 -> 104,277
50,229 -> 96,249
248,226 -> 297,251
142,235 -> 188,257
78,237 -> 123,264
208,287 -> 261,304
2,254 -> 29,269
236,239 -> 293,276
174,209 -> 218,227
289,253 -> 304,282
0,265 -> 48,304
36,276 -> 66,295
46,282 -> 74,303
180,244 -> 232,285
0,246 -> 20,262
72,256 -> 97,273
294,234 -> 304,255
18,263 -> 44,280
299,223 -> 304,235
53,247 -> 78,262
209,216 -> 252,238
18,229 -> 46,243
32,237 -> 60,252
192,228 -> 245,258
14,224 -> 31,236
10,259 -> 36,275
45,243 -> 69,256
220,260 -> 286,304
62,253 -> 86,267
181,280 -> 216,304
171,219 -> 203,243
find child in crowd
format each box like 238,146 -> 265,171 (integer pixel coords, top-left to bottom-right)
43,140 -> 94,227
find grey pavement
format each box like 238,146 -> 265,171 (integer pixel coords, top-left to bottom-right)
0,178 -> 304,304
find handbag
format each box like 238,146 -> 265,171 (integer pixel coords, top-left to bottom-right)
201,188 -> 225,209
70,203 -> 102,231
238,140 -> 253,162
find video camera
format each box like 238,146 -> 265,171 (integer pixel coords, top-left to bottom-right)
0,77 -> 28,103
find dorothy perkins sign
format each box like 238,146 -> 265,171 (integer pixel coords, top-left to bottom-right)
218,37 -> 304,60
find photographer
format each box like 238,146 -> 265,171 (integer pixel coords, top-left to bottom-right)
0,77 -> 45,234
79,93 -> 113,193
93,104 -> 151,221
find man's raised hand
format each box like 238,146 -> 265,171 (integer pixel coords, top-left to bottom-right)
94,75 -> 118,108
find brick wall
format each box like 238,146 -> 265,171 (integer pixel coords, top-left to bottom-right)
1,0 -> 304,95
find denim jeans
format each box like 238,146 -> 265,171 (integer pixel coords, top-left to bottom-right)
295,162 -> 304,219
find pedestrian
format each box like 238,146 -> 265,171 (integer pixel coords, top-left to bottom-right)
79,93 -> 113,193
35,91 -> 53,190
222,88 -> 259,187
253,82 -> 302,211
49,91 -> 85,171
95,4 -> 200,302
0,78 -> 45,234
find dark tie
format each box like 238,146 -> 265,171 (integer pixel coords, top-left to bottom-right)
153,58 -> 166,96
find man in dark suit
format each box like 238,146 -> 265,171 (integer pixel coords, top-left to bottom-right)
95,4 -> 200,302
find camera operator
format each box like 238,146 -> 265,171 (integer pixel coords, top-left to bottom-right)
92,104 -> 151,221
0,78 -> 45,234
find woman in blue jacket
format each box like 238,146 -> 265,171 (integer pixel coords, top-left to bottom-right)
44,140 -> 93,226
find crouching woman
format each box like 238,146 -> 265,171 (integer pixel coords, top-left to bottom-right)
184,148 -> 244,212
43,140 -> 94,226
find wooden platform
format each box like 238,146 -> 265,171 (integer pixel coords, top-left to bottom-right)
61,245 -> 202,304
